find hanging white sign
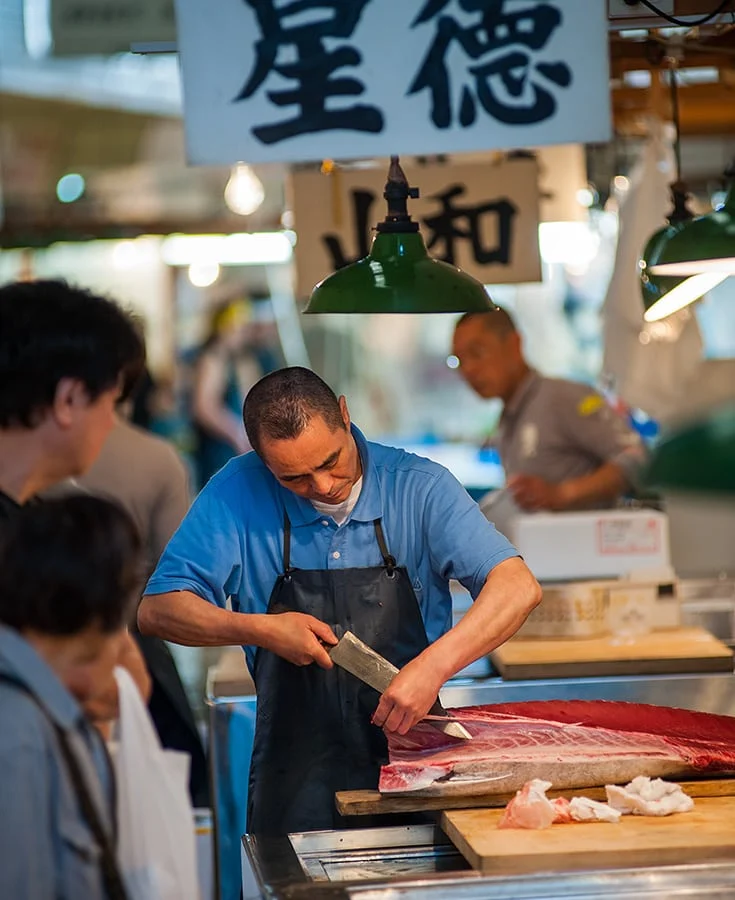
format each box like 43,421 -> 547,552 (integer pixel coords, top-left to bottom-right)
174,0 -> 611,166
290,156 -> 541,298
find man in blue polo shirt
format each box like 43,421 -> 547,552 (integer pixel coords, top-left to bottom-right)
139,367 -> 541,835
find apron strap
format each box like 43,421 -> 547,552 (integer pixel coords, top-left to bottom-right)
283,510 -> 292,574
52,723 -> 129,900
373,519 -> 397,574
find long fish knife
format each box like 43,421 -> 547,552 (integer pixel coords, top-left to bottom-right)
328,630 -> 473,741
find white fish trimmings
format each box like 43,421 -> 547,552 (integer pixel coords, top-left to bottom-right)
605,777 -> 694,816
569,796 -> 622,823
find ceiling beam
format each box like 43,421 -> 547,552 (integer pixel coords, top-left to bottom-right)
613,80 -> 735,134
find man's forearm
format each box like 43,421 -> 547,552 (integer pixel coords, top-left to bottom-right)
557,461 -> 629,510
138,590 -> 262,646
138,591 -> 339,667
420,557 -> 541,683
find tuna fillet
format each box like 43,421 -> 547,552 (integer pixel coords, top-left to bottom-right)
379,700 -> 735,796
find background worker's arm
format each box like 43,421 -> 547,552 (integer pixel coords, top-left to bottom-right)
192,350 -> 250,453
509,460 -> 629,511
510,388 -> 646,511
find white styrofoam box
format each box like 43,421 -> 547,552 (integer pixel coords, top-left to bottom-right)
510,510 -> 671,582
619,567 -> 681,631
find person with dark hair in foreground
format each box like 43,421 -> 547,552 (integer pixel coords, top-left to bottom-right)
0,495 -> 142,899
139,366 -> 541,835
0,279 -> 151,719
452,308 -> 646,512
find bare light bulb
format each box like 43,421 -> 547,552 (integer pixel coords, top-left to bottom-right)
224,163 -> 265,216
188,262 -> 220,288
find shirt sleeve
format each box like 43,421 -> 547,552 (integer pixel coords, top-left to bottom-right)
0,741 -> 55,899
144,483 -> 243,607
558,386 -> 647,484
422,466 -> 520,598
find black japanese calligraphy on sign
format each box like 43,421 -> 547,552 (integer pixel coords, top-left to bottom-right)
322,190 -> 375,269
423,184 -> 516,265
234,0 -> 384,144
322,185 -> 516,271
409,0 -> 572,129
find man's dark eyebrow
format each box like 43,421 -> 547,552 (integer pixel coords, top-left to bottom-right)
281,449 -> 341,481
316,450 -> 340,470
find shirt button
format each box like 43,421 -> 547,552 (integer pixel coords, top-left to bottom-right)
321,520 -> 329,527
332,551 -> 341,560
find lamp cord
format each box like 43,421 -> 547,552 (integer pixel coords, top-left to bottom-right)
669,67 -> 682,182
632,0 -> 732,27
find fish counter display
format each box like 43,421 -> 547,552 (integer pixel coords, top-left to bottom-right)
240,678 -> 735,899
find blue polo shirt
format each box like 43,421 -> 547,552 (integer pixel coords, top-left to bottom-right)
146,426 -> 519,672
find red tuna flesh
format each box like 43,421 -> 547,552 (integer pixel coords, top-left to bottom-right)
379,700 -> 735,795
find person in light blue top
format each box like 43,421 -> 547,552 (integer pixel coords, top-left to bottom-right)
0,496 -> 142,900
139,367 -> 541,835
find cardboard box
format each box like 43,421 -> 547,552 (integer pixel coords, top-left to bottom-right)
517,581 -> 610,639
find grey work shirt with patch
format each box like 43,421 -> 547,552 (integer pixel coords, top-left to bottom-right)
497,371 -> 646,494
0,625 -> 114,900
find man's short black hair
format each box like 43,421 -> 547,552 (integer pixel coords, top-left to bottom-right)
243,366 -> 344,457
455,307 -> 517,338
0,279 -> 145,428
0,495 -> 142,635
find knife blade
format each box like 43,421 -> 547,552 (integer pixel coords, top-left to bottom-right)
328,630 -> 472,741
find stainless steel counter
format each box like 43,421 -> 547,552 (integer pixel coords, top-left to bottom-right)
440,669 -> 735,714
242,823 -> 735,899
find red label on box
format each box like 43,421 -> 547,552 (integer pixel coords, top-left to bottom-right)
597,517 -> 661,555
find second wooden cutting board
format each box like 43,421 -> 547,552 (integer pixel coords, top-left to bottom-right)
442,796 -> 735,874
489,626 -> 733,680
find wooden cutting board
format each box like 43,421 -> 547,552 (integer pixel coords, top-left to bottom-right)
489,627 -> 733,680
335,778 -> 735,816
442,796 -> 735,874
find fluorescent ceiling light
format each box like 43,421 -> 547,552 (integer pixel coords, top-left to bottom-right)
650,257 -> 735,276
643,272 -> 727,322
161,232 -> 293,267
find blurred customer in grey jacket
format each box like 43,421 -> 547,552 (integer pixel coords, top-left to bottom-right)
0,496 -> 142,900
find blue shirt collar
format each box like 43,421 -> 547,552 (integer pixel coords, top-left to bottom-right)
0,625 -> 83,729
279,424 -> 383,526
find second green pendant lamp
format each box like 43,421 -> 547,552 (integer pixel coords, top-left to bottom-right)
639,67 -> 729,320
303,157 -> 497,314
649,173 -> 735,278
640,182 -> 727,323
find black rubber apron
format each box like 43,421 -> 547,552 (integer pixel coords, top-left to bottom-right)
247,512 -> 429,835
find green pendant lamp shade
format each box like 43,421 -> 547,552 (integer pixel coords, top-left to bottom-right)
644,406 -> 735,494
640,184 -> 727,322
303,157 -> 497,314
649,179 -> 735,277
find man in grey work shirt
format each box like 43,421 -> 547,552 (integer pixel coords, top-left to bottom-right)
452,308 -> 646,512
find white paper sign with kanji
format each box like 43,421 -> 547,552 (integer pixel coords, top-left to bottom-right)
174,0 -> 611,165
290,156 -> 541,298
